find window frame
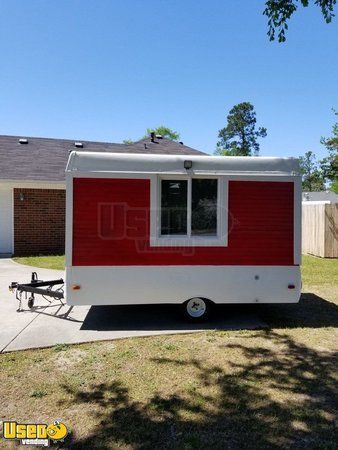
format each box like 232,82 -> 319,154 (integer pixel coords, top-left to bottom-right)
150,174 -> 228,247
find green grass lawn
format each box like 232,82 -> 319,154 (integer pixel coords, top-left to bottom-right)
13,254 -> 65,270
2,255 -> 337,449
302,254 -> 338,286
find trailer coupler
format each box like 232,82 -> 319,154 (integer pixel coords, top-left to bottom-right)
9,272 -> 65,312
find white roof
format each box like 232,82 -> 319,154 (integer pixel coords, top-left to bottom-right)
66,151 -> 300,176
302,191 -> 338,203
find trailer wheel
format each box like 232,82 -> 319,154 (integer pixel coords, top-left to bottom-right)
28,297 -> 35,309
183,297 -> 210,321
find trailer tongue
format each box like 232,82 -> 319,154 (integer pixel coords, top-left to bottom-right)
9,272 -> 64,311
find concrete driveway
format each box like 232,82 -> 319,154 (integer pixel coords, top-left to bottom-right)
0,259 -> 266,352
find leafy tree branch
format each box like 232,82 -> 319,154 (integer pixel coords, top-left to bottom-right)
264,0 -> 336,42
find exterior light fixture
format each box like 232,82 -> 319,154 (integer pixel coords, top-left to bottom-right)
184,160 -> 192,170
20,193 -> 24,201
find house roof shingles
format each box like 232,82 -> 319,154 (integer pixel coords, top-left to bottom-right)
0,135 -> 205,182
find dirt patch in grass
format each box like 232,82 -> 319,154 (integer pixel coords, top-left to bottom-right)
54,348 -> 87,371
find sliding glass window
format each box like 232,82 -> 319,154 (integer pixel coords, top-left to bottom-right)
161,180 -> 188,235
191,179 -> 217,236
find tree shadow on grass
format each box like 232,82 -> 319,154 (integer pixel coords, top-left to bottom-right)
61,329 -> 337,449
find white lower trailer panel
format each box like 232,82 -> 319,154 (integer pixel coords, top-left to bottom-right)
66,265 -> 301,306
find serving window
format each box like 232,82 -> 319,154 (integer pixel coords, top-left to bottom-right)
161,180 -> 188,236
191,179 -> 217,236
150,176 -> 228,247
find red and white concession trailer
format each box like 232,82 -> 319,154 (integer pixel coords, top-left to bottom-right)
65,152 -> 301,320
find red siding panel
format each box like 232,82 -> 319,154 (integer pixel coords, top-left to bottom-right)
72,178 -> 294,266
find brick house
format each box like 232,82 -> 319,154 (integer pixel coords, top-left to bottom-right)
0,134 -> 205,256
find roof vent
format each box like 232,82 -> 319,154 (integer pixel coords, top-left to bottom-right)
150,132 -> 155,142
19,138 -> 28,144
179,141 -> 184,145
74,142 -> 83,148
156,134 -> 163,139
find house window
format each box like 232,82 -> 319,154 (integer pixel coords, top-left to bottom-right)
150,176 -> 228,247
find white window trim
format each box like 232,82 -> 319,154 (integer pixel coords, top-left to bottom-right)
150,174 -> 228,247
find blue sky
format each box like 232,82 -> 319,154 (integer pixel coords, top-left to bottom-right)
0,1 -> 337,157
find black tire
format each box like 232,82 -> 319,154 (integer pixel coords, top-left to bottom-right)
28,297 -> 34,309
183,297 -> 211,322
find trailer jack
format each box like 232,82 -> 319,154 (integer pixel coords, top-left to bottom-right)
9,272 -> 65,312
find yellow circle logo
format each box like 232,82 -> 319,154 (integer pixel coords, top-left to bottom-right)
46,421 -> 68,441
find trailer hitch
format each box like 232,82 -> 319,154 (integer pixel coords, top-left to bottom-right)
9,272 -> 65,312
